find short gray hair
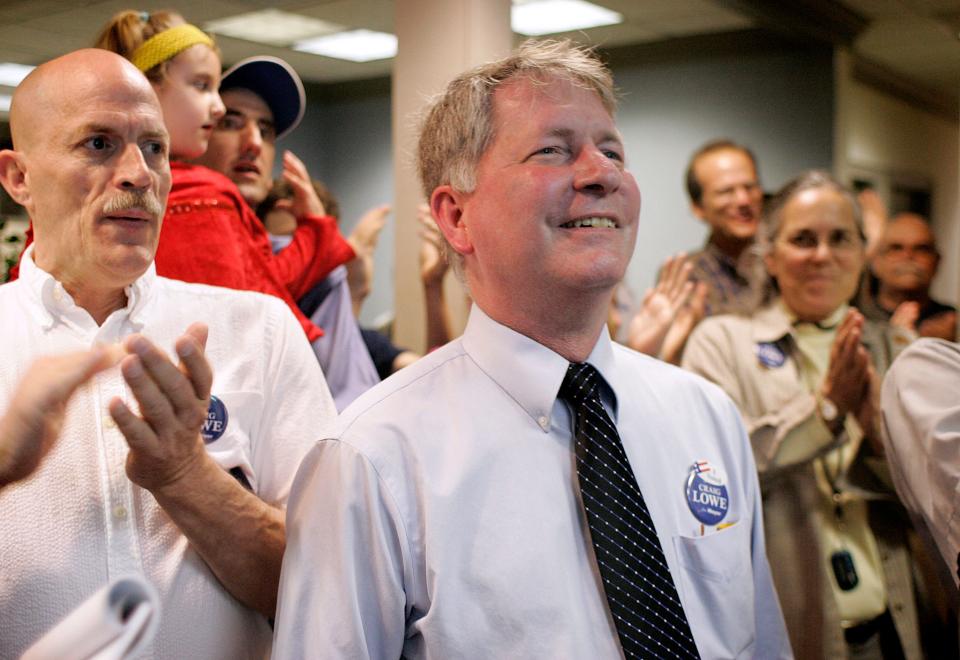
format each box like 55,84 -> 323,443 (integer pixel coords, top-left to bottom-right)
762,170 -> 863,247
416,39 -> 617,278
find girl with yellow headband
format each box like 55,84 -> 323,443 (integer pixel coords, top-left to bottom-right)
86,10 -> 353,346
96,10 -> 225,159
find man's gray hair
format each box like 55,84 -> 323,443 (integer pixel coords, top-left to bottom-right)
416,39 -> 617,278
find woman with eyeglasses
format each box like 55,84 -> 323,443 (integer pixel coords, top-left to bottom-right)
682,170 -> 923,659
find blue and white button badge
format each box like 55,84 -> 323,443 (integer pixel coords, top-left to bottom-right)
756,341 -> 786,368
685,460 -> 729,526
201,395 -> 228,444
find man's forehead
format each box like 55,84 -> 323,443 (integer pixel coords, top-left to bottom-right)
697,149 -> 756,182
888,216 -> 934,242
222,88 -> 274,122
61,102 -> 167,138
492,75 -> 619,136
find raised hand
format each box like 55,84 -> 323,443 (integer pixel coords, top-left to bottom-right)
419,204 -> 449,286
627,252 -> 695,357
0,346 -> 121,487
820,309 -> 870,421
281,151 -> 325,218
109,323 -> 212,491
889,301 -> 920,334
660,280 -> 708,364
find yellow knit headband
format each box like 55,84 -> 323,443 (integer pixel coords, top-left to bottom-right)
130,24 -> 214,73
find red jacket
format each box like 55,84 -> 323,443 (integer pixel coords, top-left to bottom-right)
10,162 -> 355,342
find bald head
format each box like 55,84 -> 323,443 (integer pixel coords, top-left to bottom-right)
0,47 -> 171,307
11,49 -> 160,153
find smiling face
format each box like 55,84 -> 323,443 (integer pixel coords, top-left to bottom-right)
193,87 -> 276,206
2,50 -> 171,293
873,213 -> 939,295
439,75 -> 640,324
765,186 -> 864,322
153,44 -> 225,160
691,147 -> 762,245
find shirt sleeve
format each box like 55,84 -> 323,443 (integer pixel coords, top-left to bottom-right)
682,321 -> 842,475
270,211 -> 357,301
251,299 -> 337,507
729,401 -> 793,659
273,439 -> 410,659
881,338 -> 960,585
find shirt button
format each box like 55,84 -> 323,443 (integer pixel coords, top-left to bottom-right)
112,505 -> 128,520
52,287 -> 63,302
103,414 -> 117,430
538,415 -> 549,429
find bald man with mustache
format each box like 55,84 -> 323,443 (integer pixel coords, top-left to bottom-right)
0,49 -> 334,658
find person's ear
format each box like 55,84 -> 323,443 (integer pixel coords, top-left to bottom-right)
0,150 -> 31,210
690,200 -> 707,222
430,185 -> 474,256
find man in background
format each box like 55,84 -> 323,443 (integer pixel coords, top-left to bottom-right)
684,139 -> 766,316
194,55 -> 381,408
864,212 -> 956,340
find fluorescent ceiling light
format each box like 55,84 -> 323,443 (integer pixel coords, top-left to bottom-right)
0,63 -> 34,88
294,29 -> 398,62
0,94 -> 11,113
205,9 -> 340,47
511,0 -> 622,36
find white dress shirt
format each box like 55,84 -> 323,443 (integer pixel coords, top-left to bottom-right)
274,305 -> 791,659
0,248 -> 336,659
882,337 -> 960,588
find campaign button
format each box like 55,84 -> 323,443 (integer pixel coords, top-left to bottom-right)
201,395 -> 228,443
756,341 -> 786,368
685,461 -> 730,526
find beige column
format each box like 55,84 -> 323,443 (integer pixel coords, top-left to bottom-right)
392,0 -> 512,351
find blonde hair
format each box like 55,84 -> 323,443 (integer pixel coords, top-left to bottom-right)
417,39 -> 616,199
93,9 -> 219,83
416,39 -> 617,277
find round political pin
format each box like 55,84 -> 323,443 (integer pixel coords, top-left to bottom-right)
756,341 -> 786,368
685,461 -> 730,526
201,395 -> 228,444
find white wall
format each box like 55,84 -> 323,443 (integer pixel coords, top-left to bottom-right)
614,47 -> 833,297
288,44 -> 835,326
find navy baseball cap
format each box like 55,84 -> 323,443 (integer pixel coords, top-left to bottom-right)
220,56 -> 306,140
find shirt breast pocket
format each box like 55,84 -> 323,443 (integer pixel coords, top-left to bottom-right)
673,522 -> 755,658
202,391 -> 263,494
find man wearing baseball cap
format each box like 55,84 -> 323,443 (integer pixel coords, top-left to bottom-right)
195,56 -> 381,410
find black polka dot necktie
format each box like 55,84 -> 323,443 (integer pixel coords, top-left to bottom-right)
559,362 -> 699,659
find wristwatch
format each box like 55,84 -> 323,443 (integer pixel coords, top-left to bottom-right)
817,394 -> 845,434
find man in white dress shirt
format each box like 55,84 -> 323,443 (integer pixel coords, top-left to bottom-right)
274,40 -> 791,659
0,49 -> 335,657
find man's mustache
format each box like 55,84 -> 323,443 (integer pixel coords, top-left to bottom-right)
103,191 -> 163,218
889,262 -> 927,278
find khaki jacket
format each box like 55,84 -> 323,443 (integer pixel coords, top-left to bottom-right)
683,302 -> 921,659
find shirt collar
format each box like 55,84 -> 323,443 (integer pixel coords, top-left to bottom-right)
750,299 -> 794,344
461,305 -> 618,432
18,243 -> 157,331
751,298 -> 850,344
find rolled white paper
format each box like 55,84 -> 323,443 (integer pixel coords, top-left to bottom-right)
21,575 -> 160,660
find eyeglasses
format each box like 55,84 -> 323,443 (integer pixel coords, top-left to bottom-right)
780,228 -> 863,253
881,242 -> 937,259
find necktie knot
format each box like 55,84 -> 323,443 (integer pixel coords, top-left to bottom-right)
558,362 -> 599,408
